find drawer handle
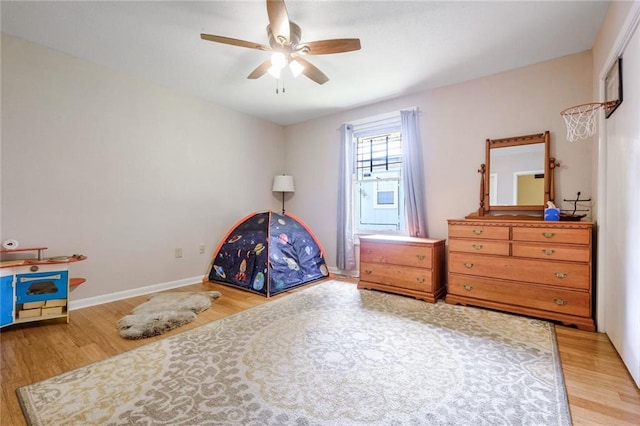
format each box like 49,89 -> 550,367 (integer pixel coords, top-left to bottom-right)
554,298 -> 568,306
19,274 -> 62,283
554,272 -> 568,279
365,249 -> 372,254
416,254 -> 425,261
463,284 -> 473,291
543,232 -> 555,238
473,229 -> 483,235
464,262 -> 474,269
542,249 -> 555,256
364,269 -> 372,275
472,244 -> 483,250
416,277 -> 425,284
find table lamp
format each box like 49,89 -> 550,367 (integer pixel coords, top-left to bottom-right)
272,175 -> 295,214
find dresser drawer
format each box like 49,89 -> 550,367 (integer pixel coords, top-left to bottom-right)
448,225 -> 509,240
448,274 -> 590,317
360,242 -> 433,269
448,239 -> 510,256
512,242 -> 590,262
512,226 -> 590,245
448,252 -> 590,290
360,262 -> 433,292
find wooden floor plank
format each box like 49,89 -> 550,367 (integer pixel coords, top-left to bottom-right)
1,279 -> 638,425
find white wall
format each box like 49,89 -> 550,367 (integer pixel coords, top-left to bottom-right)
592,1 -> 640,387
1,34 -> 285,303
285,52 -> 594,269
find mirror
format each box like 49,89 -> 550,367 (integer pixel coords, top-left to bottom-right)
490,143 -> 545,206
474,131 -> 557,217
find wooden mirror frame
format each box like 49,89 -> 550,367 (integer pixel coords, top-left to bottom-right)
472,131 -> 559,219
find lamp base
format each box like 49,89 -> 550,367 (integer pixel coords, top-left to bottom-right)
281,192 -> 285,215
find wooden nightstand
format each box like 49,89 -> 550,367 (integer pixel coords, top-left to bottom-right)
358,235 -> 446,303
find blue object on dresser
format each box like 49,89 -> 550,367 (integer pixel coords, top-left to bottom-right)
544,207 -> 560,221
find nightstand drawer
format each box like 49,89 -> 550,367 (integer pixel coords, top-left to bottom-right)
360,262 -> 433,292
360,242 -> 433,269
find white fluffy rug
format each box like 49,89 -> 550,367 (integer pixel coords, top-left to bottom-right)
117,291 -> 221,339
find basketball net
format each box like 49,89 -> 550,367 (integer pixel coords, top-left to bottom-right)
560,101 -> 617,142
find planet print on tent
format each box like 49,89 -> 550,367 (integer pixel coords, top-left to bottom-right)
253,272 -> 265,291
283,257 -> 300,271
212,265 -> 226,279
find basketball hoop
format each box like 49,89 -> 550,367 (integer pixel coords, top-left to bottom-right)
560,101 -> 618,142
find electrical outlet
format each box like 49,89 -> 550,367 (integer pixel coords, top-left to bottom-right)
199,244 -> 205,255
175,248 -> 182,258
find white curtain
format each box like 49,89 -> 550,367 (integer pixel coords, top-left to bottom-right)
336,124 -> 356,270
401,109 -> 428,237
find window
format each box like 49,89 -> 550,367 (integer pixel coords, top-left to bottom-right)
375,180 -> 397,208
352,114 -> 405,233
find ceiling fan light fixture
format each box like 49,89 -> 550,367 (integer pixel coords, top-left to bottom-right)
268,65 -> 282,79
270,52 -> 287,69
289,59 -> 304,77
268,51 -> 286,78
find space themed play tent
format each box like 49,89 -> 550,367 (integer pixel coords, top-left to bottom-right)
207,211 -> 329,296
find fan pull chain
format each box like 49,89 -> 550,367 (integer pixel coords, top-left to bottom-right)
275,76 -> 286,94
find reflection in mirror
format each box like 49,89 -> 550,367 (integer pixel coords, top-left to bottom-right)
489,144 -> 545,206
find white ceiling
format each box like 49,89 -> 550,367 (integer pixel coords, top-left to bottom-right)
1,1 -> 610,126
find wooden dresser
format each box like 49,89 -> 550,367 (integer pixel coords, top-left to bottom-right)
446,219 -> 594,331
358,235 -> 446,303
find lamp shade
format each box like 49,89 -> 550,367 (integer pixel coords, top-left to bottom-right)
272,175 -> 295,193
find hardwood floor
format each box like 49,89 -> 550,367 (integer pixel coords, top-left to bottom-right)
1,279 -> 638,425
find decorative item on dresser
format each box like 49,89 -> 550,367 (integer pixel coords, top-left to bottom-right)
358,235 -> 446,303
446,219 -> 594,331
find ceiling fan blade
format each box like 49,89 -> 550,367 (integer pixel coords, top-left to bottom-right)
247,60 -> 272,80
266,0 -> 290,44
200,34 -> 270,51
302,39 -> 362,55
294,57 -> 329,85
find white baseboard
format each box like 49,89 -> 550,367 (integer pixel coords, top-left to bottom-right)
68,276 -> 204,311
70,270 -> 358,311
328,266 -> 359,278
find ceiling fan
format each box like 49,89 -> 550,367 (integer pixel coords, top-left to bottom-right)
200,0 -> 361,85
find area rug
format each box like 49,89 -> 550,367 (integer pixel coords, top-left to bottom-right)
116,290 -> 221,339
17,280 -> 571,425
